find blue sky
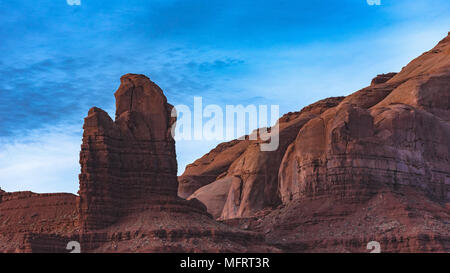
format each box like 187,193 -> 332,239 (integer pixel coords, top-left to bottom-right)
0,0 -> 449,193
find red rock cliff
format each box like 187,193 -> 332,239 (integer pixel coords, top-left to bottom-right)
75,74 -> 276,252
278,33 -> 450,205
1,33 -> 449,253
0,191 -> 78,253
183,33 -> 450,252
78,74 -> 178,230
181,97 -> 345,219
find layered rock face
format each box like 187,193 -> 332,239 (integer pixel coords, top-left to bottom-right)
78,74 -> 178,230
0,192 -> 78,253
227,186 -> 449,252
278,34 -> 450,205
0,74 -> 276,253
1,34 -> 449,253
182,34 -> 450,252
180,98 -> 344,219
76,74 -> 275,252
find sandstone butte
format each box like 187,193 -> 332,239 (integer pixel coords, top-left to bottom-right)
1,33 -> 449,253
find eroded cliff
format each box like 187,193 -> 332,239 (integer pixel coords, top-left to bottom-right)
182,33 -> 450,252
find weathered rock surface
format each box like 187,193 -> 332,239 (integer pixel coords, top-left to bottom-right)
225,186 -> 449,252
1,33 -> 449,253
78,74 -> 179,230
278,34 -> 450,205
0,192 -> 79,253
75,74 -> 276,252
178,139 -> 251,198
220,97 -> 345,219
180,97 -> 344,219
184,33 -> 450,252
188,177 -> 234,219
0,74 -> 278,252
0,74 -> 277,253
270,33 -> 450,252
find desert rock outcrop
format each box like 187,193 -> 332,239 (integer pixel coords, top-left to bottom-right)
78,74 -> 179,230
179,97 -> 345,219
1,33 -> 449,253
76,74 -> 275,252
183,33 -> 450,252
0,192 -> 78,253
0,74 -> 276,253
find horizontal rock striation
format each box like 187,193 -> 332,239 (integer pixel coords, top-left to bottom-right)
0,191 -> 78,253
220,97 -> 345,219
0,74 -> 277,253
78,74 -> 179,230
76,74 -> 276,252
267,33 -> 450,252
184,33 -> 450,252
278,34 -> 450,205
180,97 -> 344,219
2,33 -> 450,253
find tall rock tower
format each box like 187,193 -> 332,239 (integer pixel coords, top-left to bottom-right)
78,74 -> 178,230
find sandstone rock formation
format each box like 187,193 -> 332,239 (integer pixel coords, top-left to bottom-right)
1,33 -> 449,253
187,176 -> 234,219
278,34 -> 450,205
0,74 -> 278,252
78,74 -> 179,230
180,97 -> 345,219
76,74 -> 276,252
225,186 -> 449,252
182,33 -> 450,252
178,140 -> 251,198
0,74 -> 277,253
271,34 -> 450,252
0,192 -> 78,252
